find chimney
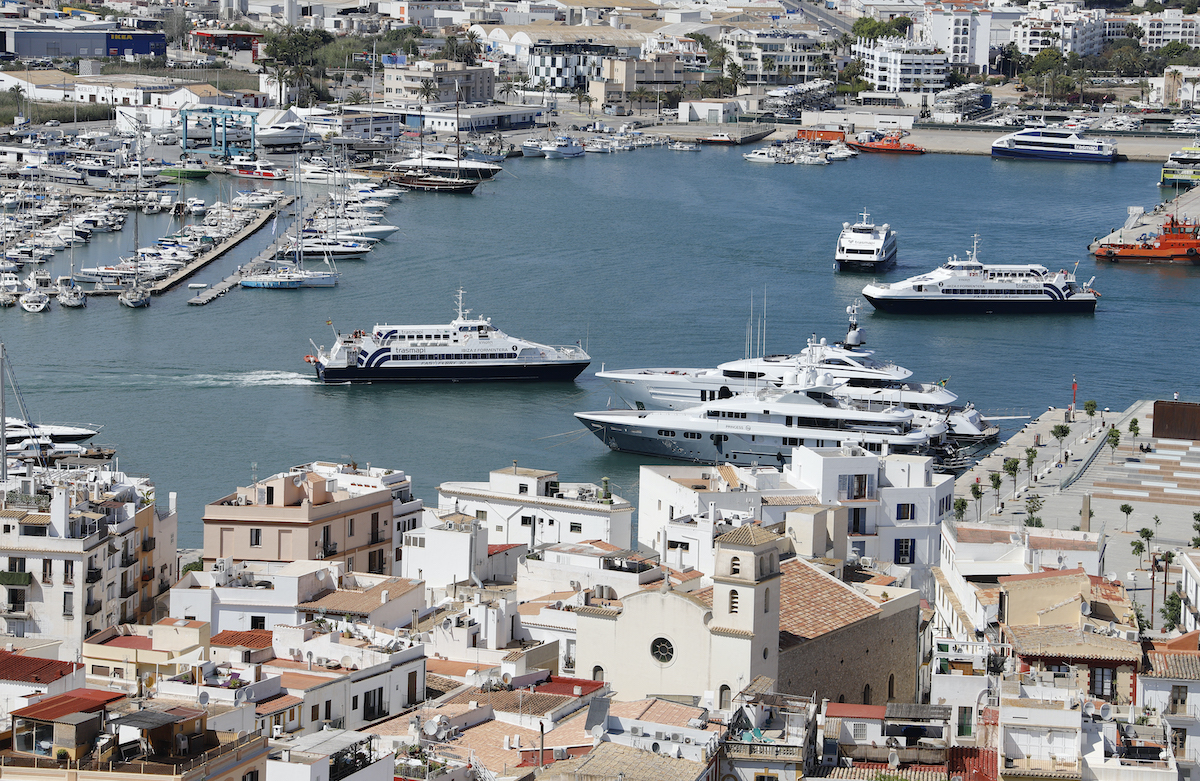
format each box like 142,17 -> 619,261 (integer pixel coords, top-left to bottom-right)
411,608 -> 420,630
573,685 -> 583,696
381,590 -> 389,604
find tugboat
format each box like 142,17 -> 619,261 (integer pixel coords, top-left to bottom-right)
1094,215 -> 1200,263
847,131 -> 925,155
306,289 -> 591,383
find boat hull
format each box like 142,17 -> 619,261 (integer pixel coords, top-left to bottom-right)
990,145 -> 1117,163
315,360 -> 590,383
846,142 -> 924,154
1095,249 -> 1200,264
161,168 -> 211,180
862,294 -> 1097,314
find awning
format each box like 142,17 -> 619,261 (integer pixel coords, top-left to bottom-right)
19,515 -> 50,526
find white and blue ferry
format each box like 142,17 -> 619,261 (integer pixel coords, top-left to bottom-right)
991,127 -> 1118,162
307,290 -> 591,384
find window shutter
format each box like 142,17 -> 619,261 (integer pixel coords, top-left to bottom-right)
866,473 -> 876,499
838,474 -> 849,501
894,538 -> 903,563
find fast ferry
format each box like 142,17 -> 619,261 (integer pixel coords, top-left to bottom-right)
595,304 -> 995,442
862,237 -> 1099,314
835,211 -> 898,272
306,290 -> 591,383
990,127 -> 1118,162
1160,140 -> 1200,188
577,367 -> 952,468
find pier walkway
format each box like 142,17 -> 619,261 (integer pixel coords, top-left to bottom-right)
1088,181 -> 1200,252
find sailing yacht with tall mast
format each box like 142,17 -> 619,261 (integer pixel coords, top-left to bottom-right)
118,126 -> 152,309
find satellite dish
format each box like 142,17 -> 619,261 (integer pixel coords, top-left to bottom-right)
591,725 -> 604,740
435,727 -> 448,740
888,751 -> 900,769
423,720 -> 439,737
501,672 -> 513,685
340,655 -> 353,668
236,731 -> 248,739
306,650 -> 314,661
442,618 -> 453,631
245,689 -> 257,702
316,571 -> 326,582
1080,601 -> 1091,616
1083,701 -> 1095,717
437,715 -> 449,728
197,691 -> 209,705
1100,703 -> 1113,721
1123,724 -> 1137,738
293,475 -> 304,487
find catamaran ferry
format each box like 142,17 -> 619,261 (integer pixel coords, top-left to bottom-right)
306,290 -> 591,383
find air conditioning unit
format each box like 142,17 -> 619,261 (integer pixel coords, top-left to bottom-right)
1125,630 -> 1138,641
272,725 -> 284,738
683,737 -> 692,744
630,726 -> 642,737
552,748 -> 568,760
655,731 -> 665,741
670,733 -> 681,743
860,557 -> 874,568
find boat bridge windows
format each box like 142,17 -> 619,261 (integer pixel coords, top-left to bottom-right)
707,411 -> 749,419
722,370 -> 766,379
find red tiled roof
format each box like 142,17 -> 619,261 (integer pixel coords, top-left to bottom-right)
100,636 -> 154,650
778,559 -> 879,648
256,693 -> 304,716
825,703 -> 886,720
534,676 -> 605,697
12,688 -> 125,721
0,651 -> 81,684
488,544 -> 523,556
210,629 -> 274,649
999,568 -> 1085,584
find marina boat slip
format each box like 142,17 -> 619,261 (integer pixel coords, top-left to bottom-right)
596,305 -> 994,442
990,128 -> 1118,162
861,238 -> 1100,314
1160,140 -> 1200,188
387,152 -> 501,180
1093,215 -> 1200,263
577,367 -> 951,468
835,211 -> 898,272
306,290 -> 591,383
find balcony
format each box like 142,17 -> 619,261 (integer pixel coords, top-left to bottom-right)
363,704 -> 390,721
142,537 -> 156,553
725,743 -> 804,760
1002,756 -> 1082,778
0,602 -> 28,616
0,571 -> 31,587
140,597 -> 155,613
85,600 -> 102,615
62,607 -> 73,618
120,582 -> 137,599
320,542 -> 337,559
158,579 -> 170,595
85,567 -> 101,583
141,570 -> 153,582
120,552 -> 137,568
369,531 -> 386,545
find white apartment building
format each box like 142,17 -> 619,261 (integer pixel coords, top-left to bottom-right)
268,729 -> 395,781
513,539 -> 666,602
437,465 -> 634,550
1141,632 -> 1200,775
918,0 -> 992,70
0,463 -> 178,661
1009,3 -> 1107,57
171,560 -> 424,633
1110,9 -> 1200,49
719,28 -> 827,86
852,36 -> 948,92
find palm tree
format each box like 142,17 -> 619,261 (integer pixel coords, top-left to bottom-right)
535,78 -> 550,107
498,79 -> 515,105
347,89 -> 366,104
573,88 -> 588,112
709,45 -> 729,75
580,94 -> 594,115
288,63 -> 311,106
269,63 -> 289,106
726,62 -> 746,96
630,86 -> 651,115
515,74 -> 531,104
778,64 -> 794,84
417,78 -> 439,105
838,32 -> 854,55
461,29 -> 483,65
761,56 -> 777,84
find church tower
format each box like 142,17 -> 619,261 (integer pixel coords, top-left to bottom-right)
711,524 -> 782,671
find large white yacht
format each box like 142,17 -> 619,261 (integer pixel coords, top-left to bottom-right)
387,152 -> 501,180
3,418 -> 99,444
307,289 -> 591,383
991,127 -> 1118,162
596,305 -> 995,442
835,211 -> 898,272
861,238 -> 1100,314
577,368 -> 952,468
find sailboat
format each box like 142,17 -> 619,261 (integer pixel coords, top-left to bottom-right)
119,135 -> 152,309
389,81 -> 481,193
243,155 -> 340,289
55,233 -> 86,307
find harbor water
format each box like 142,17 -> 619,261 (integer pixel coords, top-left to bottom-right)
1,146 -> 1192,548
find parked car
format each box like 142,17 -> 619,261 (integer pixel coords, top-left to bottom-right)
43,120 -> 60,127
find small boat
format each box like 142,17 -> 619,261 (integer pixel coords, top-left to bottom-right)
229,159 -> 290,180
1094,214 -> 1200,263
743,147 -> 781,163
699,133 -> 738,145
18,289 -> 49,313
118,283 -> 151,308
835,210 -> 898,272
521,138 -> 547,158
542,137 -> 584,159
387,170 -> 479,193
0,292 -> 15,307
185,198 -> 207,216
847,131 -> 925,155
188,283 -> 209,289
55,277 -> 86,308
668,141 -> 700,151
160,161 -> 211,180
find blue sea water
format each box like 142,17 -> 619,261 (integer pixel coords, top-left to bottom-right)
0,147 -> 1189,548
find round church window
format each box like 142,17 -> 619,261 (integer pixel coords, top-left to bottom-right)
651,637 -> 674,663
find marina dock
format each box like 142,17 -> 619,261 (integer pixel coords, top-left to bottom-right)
1088,185 -> 1200,252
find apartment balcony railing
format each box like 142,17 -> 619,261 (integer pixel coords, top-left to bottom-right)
0,571 -> 31,586
142,537 -> 156,552
0,602 -> 27,616
320,542 -> 337,559
140,597 -> 155,613
159,579 -> 170,595
120,552 -> 137,568
120,582 -> 137,599
84,600 -> 102,615
369,531 -> 386,545
85,567 -> 102,583
141,570 -> 153,582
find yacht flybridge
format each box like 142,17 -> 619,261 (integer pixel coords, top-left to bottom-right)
595,304 -> 996,442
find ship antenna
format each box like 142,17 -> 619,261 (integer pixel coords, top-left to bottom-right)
455,287 -> 470,320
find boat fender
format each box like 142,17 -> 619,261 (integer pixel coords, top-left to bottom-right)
1189,247 -> 1197,256
1105,249 -> 1115,257
305,355 -> 316,364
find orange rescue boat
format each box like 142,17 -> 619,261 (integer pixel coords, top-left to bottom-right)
1094,215 -> 1200,263
846,132 -> 925,155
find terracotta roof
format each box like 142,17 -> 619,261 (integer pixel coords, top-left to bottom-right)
717,524 -> 781,548
534,676 -> 605,697
825,703 -> 887,720
99,636 -> 154,650
778,559 -> 879,649
0,651 -> 81,684
1145,650 -> 1200,679
426,659 -> 495,678
256,693 -> 304,716
425,673 -> 460,698
1000,568 -> 1086,584
210,629 -> 274,649
1005,624 -> 1141,662
12,688 -> 125,721
488,544 -> 523,556
609,698 -> 716,729
297,577 -> 420,615
279,672 -> 339,691
444,686 -> 572,715
434,717 -> 539,775
536,740 -> 704,781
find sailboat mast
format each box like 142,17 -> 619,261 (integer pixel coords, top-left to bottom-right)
1,342 -> 6,484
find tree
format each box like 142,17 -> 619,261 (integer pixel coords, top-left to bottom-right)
417,78 -> 439,105
970,483 -> 984,522
779,64 -> 794,84
581,94 -> 594,115
1025,446 -> 1038,484
709,45 -> 729,75
761,56 -> 777,83
1051,424 -> 1071,462
347,89 -> 366,104
515,74 -> 531,103
989,472 -> 1003,511
1026,494 -> 1044,526
1084,399 -> 1097,424
1162,591 -> 1182,632
1120,503 -> 1134,532
535,78 -> 550,107
1193,510 -> 1200,548
1004,457 -> 1021,499
269,62 -> 289,107
954,497 -> 968,522
1125,22 -> 1145,42
1129,418 -> 1140,440
460,29 -> 483,66
498,79 -> 515,104
726,62 -> 747,95
573,88 -> 588,112
1107,427 -> 1121,462
163,8 -> 192,46
1132,538 -> 1146,568
1163,550 -> 1175,605
630,86 -> 651,114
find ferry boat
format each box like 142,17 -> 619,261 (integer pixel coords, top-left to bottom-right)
861,237 -> 1100,314
835,210 -> 897,272
595,304 -> 995,443
1160,140 -> 1200,188
847,131 -> 925,155
306,290 -> 591,383
991,128 -> 1118,162
577,367 -> 952,468
1094,215 -> 1200,263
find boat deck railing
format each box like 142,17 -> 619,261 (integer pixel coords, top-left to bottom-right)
552,345 -> 589,359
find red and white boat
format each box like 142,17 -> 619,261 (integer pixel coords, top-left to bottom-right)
228,157 -> 291,180
847,131 -> 925,155
1094,214 -> 1200,263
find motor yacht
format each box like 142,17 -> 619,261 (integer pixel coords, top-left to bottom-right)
835,210 -> 898,272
